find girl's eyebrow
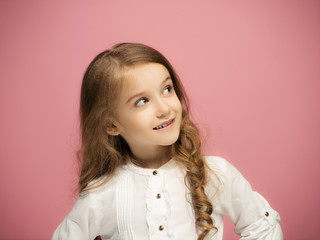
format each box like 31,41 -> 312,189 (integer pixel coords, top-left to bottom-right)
126,76 -> 171,104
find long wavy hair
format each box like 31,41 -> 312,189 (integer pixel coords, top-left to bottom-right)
79,43 -> 218,239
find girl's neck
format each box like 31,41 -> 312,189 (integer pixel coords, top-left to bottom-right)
129,145 -> 171,169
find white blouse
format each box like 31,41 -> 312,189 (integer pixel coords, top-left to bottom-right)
52,156 -> 282,240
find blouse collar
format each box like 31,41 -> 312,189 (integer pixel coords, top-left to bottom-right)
125,158 -> 177,176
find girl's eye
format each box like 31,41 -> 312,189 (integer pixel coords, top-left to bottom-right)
135,98 -> 148,106
163,85 -> 172,95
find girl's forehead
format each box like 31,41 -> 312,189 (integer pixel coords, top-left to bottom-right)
123,62 -> 169,78
121,63 -> 170,88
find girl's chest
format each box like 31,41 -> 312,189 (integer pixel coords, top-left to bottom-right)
98,172 -> 199,240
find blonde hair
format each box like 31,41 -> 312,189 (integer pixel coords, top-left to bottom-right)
79,43 -> 217,239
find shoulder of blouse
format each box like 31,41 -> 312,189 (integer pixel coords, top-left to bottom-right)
204,156 -> 231,174
204,156 -> 244,184
203,156 -> 228,199
204,156 -> 233,184
79,165 -> 128,199
203,155 -> 252,204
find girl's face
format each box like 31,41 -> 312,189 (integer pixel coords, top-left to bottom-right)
111,63 -> 182,156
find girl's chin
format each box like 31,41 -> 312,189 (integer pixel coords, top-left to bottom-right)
161,136 -> 180,147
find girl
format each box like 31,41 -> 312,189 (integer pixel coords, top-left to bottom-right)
52,43 -> 282,240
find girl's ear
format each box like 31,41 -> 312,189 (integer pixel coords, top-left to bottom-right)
106,122 -> 121,136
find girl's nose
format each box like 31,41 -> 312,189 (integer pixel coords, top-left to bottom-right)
156,99 -> 170,118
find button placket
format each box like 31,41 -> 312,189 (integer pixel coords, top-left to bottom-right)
146,170 -> 168,238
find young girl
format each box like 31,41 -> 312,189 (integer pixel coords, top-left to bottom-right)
52,43 -> 282,240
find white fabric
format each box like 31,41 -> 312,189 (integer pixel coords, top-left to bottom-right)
52,156 -> 283,240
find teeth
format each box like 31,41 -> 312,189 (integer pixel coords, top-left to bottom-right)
155,119 -> 173,130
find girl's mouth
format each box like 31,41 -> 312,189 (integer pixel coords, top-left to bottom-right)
153,118 -> 175,130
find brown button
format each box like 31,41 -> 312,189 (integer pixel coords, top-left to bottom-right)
159,225 -> 164,231
152,170 -> 158,175
265,211 -> 269,217
156,193 -> 161,199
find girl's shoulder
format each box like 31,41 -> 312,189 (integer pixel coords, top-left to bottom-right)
204,155 -> 238,177
79,165 -> 128,199
203,156 -> 248,196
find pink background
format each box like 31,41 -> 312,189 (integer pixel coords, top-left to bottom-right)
1,1 -> 319,239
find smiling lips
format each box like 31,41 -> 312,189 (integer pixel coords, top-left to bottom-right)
153,118 -> 175,130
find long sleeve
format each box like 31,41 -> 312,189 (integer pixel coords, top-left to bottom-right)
206,156 -> 283,240
51,193 -> 100,240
